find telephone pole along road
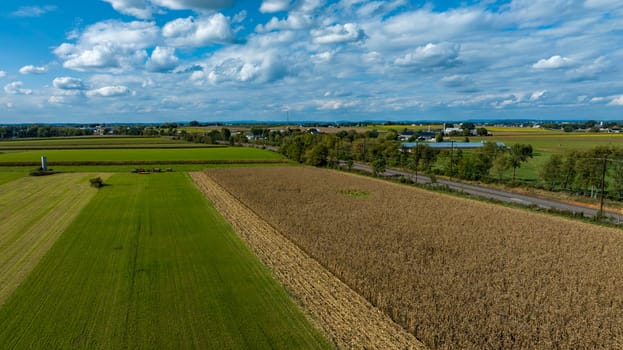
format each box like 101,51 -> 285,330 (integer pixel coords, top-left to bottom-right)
346,161 -> 623,223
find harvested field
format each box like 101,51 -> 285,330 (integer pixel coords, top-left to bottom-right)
205,166 -> 623,349
0,173 -> 108,305
191,172 -> 424,350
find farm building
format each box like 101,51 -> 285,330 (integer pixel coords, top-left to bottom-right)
398,131 -> 436,141
401,141 -> 506,150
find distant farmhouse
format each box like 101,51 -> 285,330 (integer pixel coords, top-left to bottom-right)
398,131 -> 436,141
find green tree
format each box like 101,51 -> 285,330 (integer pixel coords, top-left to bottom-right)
539,154 -> 563,190
420,145 -> 438,173
461,122 -> 475,130
508,144 -> 533,183
304,143 -> 329,167
220,128 -> 231,140
574,146 -> 612,197
492,153 -> 511,183
560,151 -> 578,190
371,157 -> 386,176
610,153 -> 623,200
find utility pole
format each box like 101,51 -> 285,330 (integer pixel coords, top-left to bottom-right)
599,155 -> 608,218
449,140 -> 455,181
415,140 -> 419,184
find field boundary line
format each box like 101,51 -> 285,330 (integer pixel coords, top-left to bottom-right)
191,171 -> 426,350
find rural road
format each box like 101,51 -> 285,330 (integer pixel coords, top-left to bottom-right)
347,161 -> 623,223
236,143 -> 623,224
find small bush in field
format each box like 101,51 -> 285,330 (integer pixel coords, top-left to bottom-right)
89,177 -> 104,188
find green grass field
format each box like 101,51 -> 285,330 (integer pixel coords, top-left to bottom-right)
0,173 -> 331,349
0,147 -> 284,163
0,173 -> 106,305
0,172 -> 25,185
0,137 -> 189,148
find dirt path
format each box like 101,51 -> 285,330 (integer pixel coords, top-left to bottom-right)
191,171 -> 426,350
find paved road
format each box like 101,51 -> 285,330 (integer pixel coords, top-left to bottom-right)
347,161 -> 623,223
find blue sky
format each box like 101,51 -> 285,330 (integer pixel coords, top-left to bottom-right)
0,0 -> 622,123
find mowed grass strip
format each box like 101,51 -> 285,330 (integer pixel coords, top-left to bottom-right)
0,172 -> 26,185
0,147 -> 284,163
0,173 -> 331,349
0,173 -> 108,305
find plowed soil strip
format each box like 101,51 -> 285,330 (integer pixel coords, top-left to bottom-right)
191,171 -> 425,349
0,173 -> 109,306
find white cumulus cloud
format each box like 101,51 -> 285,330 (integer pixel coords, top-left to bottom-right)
151,0 -> 233,11
609,96 -> 623,106
260,0 -> 292,13
532,55 -> 574,69
19,65 -> 48,75
530,90 -> 547,101
146,47 -> 180,72
317,99 -> 359,110
101,0 -> 154,19
53,77 -> 86,90
0,71 -> 6,78
87,85 -> 132,97
4,81 -> 33,95
311,23 -> 366,45
395,42 -> 460,69
54,21 -> 158,72
163,14 -> 234,47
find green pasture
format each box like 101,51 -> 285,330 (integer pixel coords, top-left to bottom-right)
0,147 -> 284,163
468,130 -> 623,152
0,136 -> 217,150
0,173 -> 331,349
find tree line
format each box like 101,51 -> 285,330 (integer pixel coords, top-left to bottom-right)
277,129 -> 534,182
539,146 -> 623,200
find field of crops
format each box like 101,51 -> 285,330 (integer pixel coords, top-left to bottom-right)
0,147 -> 284,164
0,173 -> 107,306
205,166 -> 623,349
0,173 -> 330,349
192,171 -> 424,349
0,136 -> 212,150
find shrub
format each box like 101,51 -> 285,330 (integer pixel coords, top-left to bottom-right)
89,177 -> 104,188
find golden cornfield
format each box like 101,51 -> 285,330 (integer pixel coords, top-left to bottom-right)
205,166 -> 623,349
